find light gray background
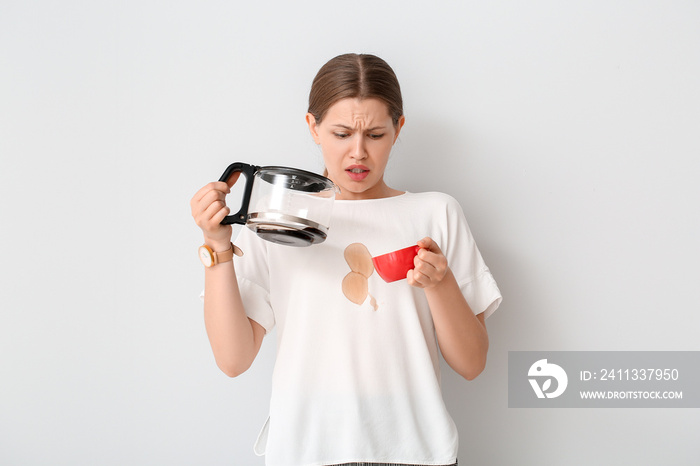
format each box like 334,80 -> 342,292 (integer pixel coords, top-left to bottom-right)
1,1 -> 698,465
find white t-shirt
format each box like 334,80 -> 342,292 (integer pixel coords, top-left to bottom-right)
232,191 -> 501,466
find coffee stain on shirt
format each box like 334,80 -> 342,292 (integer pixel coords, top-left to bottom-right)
342,243 -> 378,310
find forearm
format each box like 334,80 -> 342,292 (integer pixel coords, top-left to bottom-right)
191,181 -> 262,377
425,268 -> 489,380
203,257 -> 261,377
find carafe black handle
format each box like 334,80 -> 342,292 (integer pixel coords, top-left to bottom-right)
218,162 -> 260,225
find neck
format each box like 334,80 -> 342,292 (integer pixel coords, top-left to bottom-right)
336,180 -> 404,200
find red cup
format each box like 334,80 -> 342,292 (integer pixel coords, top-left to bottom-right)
372,245 -> 421,283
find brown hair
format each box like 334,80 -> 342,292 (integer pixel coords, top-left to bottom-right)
308,53 -> 403,127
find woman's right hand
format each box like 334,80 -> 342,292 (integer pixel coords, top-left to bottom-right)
190,176 -> 239,250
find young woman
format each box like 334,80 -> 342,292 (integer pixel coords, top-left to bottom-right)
190,53 -> 502,466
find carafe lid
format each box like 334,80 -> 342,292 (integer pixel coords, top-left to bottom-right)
257,166 -> 337,193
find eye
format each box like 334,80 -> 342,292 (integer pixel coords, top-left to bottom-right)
368,133 -> 385,140
334,132 -> 350,139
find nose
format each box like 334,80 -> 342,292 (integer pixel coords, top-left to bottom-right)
351,134 -> 368,161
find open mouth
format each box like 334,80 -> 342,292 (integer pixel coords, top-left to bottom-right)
345,166 -> 370,181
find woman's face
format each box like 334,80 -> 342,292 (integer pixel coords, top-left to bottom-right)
306,98 -> 405,200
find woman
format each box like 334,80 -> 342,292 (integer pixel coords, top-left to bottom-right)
191,53 -> 501,466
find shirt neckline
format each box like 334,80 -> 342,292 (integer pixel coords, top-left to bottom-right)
333,191 -> 411,204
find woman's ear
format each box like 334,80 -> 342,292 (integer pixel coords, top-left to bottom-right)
306,113 -> 321,144
393,115 -> 406,144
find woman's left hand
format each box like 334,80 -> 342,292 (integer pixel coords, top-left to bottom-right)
407,237 -> 449,288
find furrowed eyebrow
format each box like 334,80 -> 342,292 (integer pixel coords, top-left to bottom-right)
332,124 -> 386,131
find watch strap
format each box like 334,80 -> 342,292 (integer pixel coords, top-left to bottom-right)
200,243 -> 243,267
212,245 -> 235,265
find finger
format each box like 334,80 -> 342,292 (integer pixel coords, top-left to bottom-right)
202,198 -> 228,223
409,267 -> 432,288
416,248 -> 448,273
414,254 -> 438,278
199,188 -> 228,209
194,201 -> 226,232
413,253 -> 449,286
191,188 -> 228,220
192,183 -> 217,205
210,203 -> 231,225
406,269 -> 424,288
417,237 -> 443,255
191,182 -> 231,204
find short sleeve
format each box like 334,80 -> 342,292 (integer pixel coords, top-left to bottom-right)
233,227 -> 276,333
458,270 -> 502,319
441,194 -> 502,319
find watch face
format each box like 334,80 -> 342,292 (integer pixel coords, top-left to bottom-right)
198,246 -> 214,267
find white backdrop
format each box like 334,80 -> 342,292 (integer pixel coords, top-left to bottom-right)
1,1 -> 699,464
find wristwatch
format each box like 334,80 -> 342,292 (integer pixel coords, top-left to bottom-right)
198,243 -> 242,267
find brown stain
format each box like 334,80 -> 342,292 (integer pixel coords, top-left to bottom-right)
342,243 -> 378,310
342,272 -> 368,305
344,243 -> 374,277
